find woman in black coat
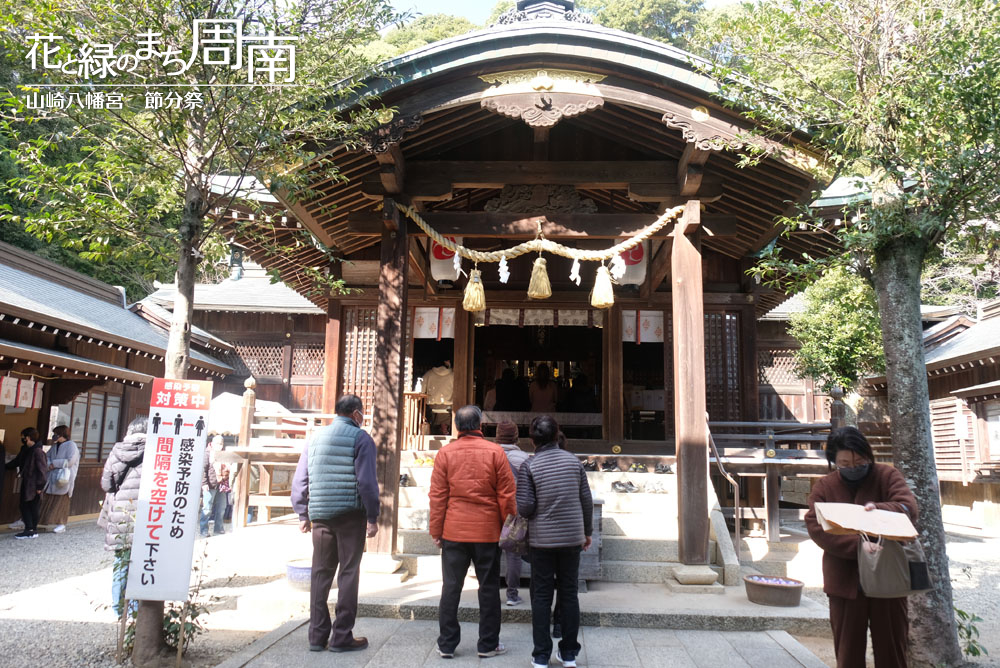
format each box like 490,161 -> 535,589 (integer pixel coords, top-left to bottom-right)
6,428 -> 48,539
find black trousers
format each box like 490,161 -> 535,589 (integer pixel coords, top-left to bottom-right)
529,546 -> 582,663
829,592 -> 909,668
438,539 -> 502,654
308,511 -> 367,648
19,493 -> 41,532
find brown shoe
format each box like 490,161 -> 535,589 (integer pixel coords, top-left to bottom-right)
329,637 -> 369,652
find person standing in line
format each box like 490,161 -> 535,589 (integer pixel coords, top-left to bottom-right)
291,394 -> 380,653
39,424 -> 79,533
495,420 -> 530,606
517,416 -> 593,668
101,416 -> 147,616
8,428 -> 48,539
200,436 -> 221,537
429,405 -> 517,659
805,426 -> 918,668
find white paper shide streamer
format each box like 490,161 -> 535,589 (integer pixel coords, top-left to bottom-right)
498,256 -> 510,284
609,253 -> 627,281
569,258 -> 582,286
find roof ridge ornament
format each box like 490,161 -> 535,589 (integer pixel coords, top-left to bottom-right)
494,0 -> 594,26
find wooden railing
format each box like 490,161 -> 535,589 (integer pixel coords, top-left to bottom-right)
403,392 -> 427,451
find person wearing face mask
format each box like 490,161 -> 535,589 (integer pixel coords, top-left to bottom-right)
291,394 -> 380,653
804,426 -> 918,668
39,424 -> 79,533
5,428 -> 49,539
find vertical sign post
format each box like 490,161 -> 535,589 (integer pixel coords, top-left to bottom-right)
126,378 -> 213,601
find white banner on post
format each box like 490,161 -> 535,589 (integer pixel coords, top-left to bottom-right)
126,377 -> 213,602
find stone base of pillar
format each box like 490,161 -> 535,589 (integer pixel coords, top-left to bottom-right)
672,564 -> 719,586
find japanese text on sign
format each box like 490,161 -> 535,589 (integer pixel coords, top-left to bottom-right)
25,20 -> 298,83
127,377 -> 213,601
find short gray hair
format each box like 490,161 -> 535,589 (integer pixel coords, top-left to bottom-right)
454,405 -> 483,432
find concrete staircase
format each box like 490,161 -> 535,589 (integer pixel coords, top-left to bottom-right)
396,456 -> 728,588
739,533 -> 825,588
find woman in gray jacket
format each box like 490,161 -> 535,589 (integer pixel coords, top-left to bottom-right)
100,416 -> 146,617
39,425 -> 79,533
516,416 -> 593,668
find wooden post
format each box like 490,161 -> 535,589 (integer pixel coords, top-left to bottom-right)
605,304 -> 624,444
452,307 -> 472,413
370,198 -> 408,554
233,378 -> 256,531
671,200 -> 710,565
765,464 -> 781,542
322,300 -> 343,416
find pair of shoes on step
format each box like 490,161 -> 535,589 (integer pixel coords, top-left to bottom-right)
582,458 -> 598,471
438,643 -> 507,659
532,649 -> 576,667
601,458 -> 621,472
399,473 -> 415,487
611,480 -> 639,493
628,462 -> 648,473
645,480 -> 668,494
311,637 -> 369,652
506,595 -> 524,606
654,463 -> 674,474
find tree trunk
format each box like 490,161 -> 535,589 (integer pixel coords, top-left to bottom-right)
133,179 -> 204,667
872,236 -> 963,668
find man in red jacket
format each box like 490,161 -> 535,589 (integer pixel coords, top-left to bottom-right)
429,405 -> 517,660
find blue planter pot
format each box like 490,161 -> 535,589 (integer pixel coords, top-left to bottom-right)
286,559 -> 312,591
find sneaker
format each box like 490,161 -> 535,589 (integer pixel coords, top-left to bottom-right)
623,480 -> 639,493
309,644 -> 326,652
506,596 -> 523,606
552,623 -> 562,639
634,462 -> 648,473
628,462 -> 637,472
582,459 -> 598,471
9,520 -> 24,531
478,643 -> 507,658
532,660 -> 548,668
611,481 -> 628,493
14,531 -> 32,540
557,650 -> 577,667
601,459 -> 620,472
437,647 -> 454,659
52,524 -> 66,533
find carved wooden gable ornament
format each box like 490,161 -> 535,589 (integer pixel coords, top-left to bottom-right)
479,69 -> 605,128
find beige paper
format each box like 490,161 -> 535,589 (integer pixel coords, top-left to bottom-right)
814,502 -> 917,540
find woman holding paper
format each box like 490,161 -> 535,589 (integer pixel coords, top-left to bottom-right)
804,426 -> 918,668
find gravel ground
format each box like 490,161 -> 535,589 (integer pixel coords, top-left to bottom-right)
1,520 -> 997,667
0,519 -> 308,668
793,529 -> 1000,667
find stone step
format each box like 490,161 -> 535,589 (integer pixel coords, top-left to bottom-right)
399,466 -> 434,487
397,507 -> 430,531
397,529 -> 439,555
602,536 -> 680,563
598,514 -> 679,538
596,492 -> 676,514
740,535 -> 822,556
598,560 -> 724,584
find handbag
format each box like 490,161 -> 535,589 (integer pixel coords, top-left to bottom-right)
54,466 -> 71,490
498,513 -> 529,555
857,534 -> 934,598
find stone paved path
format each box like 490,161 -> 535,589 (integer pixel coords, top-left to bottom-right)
219,618 -> 828,668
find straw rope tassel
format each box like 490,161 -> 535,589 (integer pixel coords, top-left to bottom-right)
527,255 -> 552,299
591,264 -> 615,309
463,268 -> 486,312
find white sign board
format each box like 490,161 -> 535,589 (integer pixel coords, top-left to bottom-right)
126,377 -> 213,601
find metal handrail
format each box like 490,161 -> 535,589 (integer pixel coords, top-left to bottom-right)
706,414 -> 741,563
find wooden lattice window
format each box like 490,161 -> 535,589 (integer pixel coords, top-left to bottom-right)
758,348 -> 801,386
230,341 -> 283,377
292,343 -> 325,377
341,307 -> 378,419
705,312 -> 741,421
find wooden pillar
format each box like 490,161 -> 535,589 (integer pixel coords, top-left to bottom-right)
321,300 -> 342,416
281,316 -> 293,408
370,199 -> 408,554
740,303 -> 759,422
452,307 -> 472,422
671,200 -> 710,565
605,304 -> 624,444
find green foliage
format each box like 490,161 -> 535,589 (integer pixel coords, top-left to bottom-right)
694,0 -> 1000,283
955,607 -> 988,657
0,0 -> 398,324
579,0 -> 705,48
486,1 -> 516,25
359,13 -> 478,62
921,234 -> 1000,316
787,267 -> 884,392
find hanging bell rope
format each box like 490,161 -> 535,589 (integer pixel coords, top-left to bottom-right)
527,255 -> 552,300
463,267 -> 486,312
590,264 -> 615,309
395,202 -> 684,264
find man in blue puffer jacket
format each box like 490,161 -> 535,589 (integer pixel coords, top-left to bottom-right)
291,394 -> 380,654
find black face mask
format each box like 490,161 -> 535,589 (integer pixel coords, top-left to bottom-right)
839,463 -> 872,484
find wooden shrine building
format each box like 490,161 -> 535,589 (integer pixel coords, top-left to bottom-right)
233,0 -> 831,570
